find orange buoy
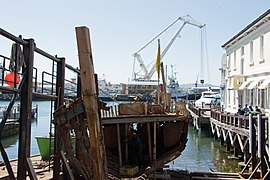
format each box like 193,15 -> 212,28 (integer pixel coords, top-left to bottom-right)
4,73 -> 20,86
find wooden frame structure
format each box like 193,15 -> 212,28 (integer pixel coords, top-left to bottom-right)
188,104 -> 270,179
0,28 -> 81,179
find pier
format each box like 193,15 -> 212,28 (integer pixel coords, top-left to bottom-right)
188,103 -> 270,179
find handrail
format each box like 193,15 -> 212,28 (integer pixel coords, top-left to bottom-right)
0,28 -> 79,73
0,27 -> 81,179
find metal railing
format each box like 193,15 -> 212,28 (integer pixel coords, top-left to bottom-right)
0,27 -> 81,179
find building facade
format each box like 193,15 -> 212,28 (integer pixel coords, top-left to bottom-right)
221,9 -> 270,114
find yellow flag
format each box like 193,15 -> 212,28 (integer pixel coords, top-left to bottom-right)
156,39 -> 161,81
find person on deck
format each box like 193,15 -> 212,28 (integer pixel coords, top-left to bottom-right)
249,105 -> 254,112
243,104 -> 249,114
255,106 -> 262,113
128,133 -> 142,166
237,104 -> 244,115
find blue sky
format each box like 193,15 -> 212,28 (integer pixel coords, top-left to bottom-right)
0,1 -> 269,85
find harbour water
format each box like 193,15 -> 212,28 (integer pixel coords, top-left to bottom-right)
168,126 -> 241,173
0,101 -> 241,173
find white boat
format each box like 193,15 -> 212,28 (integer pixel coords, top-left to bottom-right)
98,78 -> 114,101
167,66 -> 187,99
195,90 -> 220,108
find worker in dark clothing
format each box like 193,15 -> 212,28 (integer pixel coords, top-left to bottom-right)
249,105 -> 254,112
128,133 -> 142,166
243,104 -> 249,114
237,104 -> 244,115
255,106 -> 262,113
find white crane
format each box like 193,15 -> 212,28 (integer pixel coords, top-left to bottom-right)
132,15 -> 205,81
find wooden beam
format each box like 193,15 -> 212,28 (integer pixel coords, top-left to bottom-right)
228,130 -> 234,146
125,123 -> 128,164
160,62 -> 167,110
249,114 -> 256,171
237,134 -> 244,152
75,26 -> 108,180
147,122 -> 152,162
26,158 -> 38,180
101,115 -> 183,124
18,39 -> 35,179
222,129 -> 227,142
153,121 -> 157,179
117,124 -> 122,167
215,125 -> 220,138
258,114 -> 267,176
60,150 -> 75,180
53,57 -> 66,179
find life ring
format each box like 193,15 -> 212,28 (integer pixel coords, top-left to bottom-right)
4,73 -> 20,86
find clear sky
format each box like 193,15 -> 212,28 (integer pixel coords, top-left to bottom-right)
0,1 -> 269,85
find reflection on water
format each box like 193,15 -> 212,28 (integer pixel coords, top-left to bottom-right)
0,101 -> 242,172
168,125 -> 241,173
2,135 -> 18,149
0,101 -> 52,160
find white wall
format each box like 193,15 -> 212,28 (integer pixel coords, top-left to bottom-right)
224,20 -> 270,113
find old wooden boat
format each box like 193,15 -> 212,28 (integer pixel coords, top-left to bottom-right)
50,98 -> 190,179
103,101 -> 190,178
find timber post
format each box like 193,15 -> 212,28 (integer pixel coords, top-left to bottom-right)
160,62 -> 168,110
75,26 -> 108,180
77,68 -> 81,98
17,39 -> 35,179
258,114 -> 267,177
249,113 -> 256,171
268,113 -> 270,161
53,57 -> 66,179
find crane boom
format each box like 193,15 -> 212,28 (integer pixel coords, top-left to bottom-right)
148,22 -> 187,79
133,15 -> 205,81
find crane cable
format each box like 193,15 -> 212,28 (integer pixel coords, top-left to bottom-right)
134,18 -> 180,54
200,26 -> 204,83
204,26 -> 211,83
199,25 -> 210,84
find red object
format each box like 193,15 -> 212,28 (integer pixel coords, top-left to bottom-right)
5,73 -> 20,86
160,84 -> 163,92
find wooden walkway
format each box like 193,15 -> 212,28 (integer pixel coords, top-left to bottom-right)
0,155 -> 53,180
187,103 -> 270,180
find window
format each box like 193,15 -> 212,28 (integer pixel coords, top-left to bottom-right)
250,89 -> 254,106
240,58 -> 244,74
233,90 -> 236,106
266,88 -> 270,109
259,89 -> 264,108
250,41 -> 254,65
228,89 -> 231,105
227,55 -> 231,70
260,35 -> 264,62
241,46 -> 244,57
234,51 -> 236,70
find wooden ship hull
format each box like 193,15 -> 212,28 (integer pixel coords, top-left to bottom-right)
50,98 -> 190,179
101,102 -> 189,178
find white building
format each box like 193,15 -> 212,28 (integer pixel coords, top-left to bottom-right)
221,9 -> 270,114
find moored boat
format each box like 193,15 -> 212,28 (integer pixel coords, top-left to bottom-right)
48,98 -> 190,179
102,101 -> 189,178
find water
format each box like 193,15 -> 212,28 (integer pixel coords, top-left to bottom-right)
0,101 -> 241,173
0,100 -> 52,160
168,126 -> 241,173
